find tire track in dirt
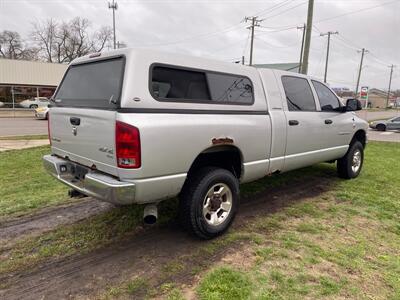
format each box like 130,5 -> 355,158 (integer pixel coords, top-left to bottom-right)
0,198 -> 113,248
0,174 -> 336,300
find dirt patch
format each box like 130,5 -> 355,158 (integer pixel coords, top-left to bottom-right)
0,197 -> 113,248
219,243 -> 257,270
0,175 -> 334,299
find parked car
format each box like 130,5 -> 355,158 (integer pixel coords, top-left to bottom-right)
43,48 -> 367,239
0,101 -> 4,107
35,105 -> 49,120
369,116 -> 400,131
20,97 -> 49,109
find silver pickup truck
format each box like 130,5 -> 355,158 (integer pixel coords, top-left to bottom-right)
43,48 -> 367,239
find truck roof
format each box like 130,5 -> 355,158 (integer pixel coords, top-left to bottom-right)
70,47 -> 268,73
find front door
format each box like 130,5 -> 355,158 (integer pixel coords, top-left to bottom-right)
310,80 -> 353,153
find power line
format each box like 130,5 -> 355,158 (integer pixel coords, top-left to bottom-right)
256,26 -> 298,35
274,0 -> 400,32
254,36 -> 300,49
314,0 -> 400,24
260,1 -> 308,21
368,52 -> 392,67
253,0 -> 296,17
242,30 -> 251,58
143,23 -> 244,47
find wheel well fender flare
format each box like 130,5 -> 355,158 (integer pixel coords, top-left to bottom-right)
186,145 -> 244,179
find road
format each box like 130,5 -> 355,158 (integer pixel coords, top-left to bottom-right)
0,118 -> 47,137
0,110 -> 399,138
356,109 -> 400,122
368,128 -> 400,143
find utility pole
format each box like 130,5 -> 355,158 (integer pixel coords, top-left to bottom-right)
386,64 -> 395,108
320,31 -> 338,83
245,16 -> 262,66
355,48 -> 368,100
302,0 -> 314,74
297,23 -> 306,73
108,0 -> 118,49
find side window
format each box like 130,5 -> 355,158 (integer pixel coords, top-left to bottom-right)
206,73 -> 253,104
151,65 -> 253,104
312,80 -> 341,111
281,76 -> 316,111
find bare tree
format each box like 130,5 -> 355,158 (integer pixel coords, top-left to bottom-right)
0,30 -> 38,60
32,19 -> 57,62
93,26 -> 113,52
32,17 -> 113,63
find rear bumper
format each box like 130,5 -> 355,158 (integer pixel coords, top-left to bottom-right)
43,155 -> 135,204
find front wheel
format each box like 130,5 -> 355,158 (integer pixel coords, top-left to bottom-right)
376,124 -> 386,131
30,104 -> 38,109
337,141 -> 364,179
179,167 -> 239,239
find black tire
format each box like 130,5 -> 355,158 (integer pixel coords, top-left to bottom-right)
376,124 -> 386,131
30,104 -> 38,109
179,167 -> 239,239
337,141 -> 364,179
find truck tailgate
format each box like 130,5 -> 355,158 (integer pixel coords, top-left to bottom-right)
50,107 -> 118,176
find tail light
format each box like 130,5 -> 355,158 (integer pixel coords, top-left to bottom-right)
47,112 -> 51,145
115,121 -> 141,168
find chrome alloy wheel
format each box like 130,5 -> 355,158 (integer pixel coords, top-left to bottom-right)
352,150 -> 362,173
202,183 -> 232,226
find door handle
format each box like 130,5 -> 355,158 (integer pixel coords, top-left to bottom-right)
325,119 -> 333,125
70,117 -> 81,126
288,120 -> 299,126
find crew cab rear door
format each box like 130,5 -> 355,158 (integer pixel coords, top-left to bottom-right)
49,56 -> 125,176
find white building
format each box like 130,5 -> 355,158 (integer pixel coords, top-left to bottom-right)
0,59 -> 67,108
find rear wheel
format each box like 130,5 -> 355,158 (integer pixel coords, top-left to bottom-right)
376,124 -> 386,131
179,167 -> 239,239
337,141 -> 364,179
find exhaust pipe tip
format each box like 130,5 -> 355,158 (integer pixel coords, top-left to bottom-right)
143,204 -> 158,225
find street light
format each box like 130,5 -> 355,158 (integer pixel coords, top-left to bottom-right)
108,0 -> 118,49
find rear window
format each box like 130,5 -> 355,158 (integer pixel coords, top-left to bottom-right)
151,65 -> 254,105
54,57 -> 124,108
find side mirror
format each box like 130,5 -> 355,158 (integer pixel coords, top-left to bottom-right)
346,98 -> 362,111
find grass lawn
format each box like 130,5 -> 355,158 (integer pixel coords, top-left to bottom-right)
0,146 -> 68,218
0,142 -> 399,300
0,134 -> 49,140
195,142 -> 400,300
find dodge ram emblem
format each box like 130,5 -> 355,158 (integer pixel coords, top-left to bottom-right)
72,126 -> 77,136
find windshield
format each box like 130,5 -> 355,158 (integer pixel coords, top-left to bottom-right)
54,57 -> 124,108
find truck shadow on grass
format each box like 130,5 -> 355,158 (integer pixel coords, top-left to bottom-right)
0,163 -> 340,300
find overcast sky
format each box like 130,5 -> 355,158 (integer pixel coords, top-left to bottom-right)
1,0 -> 399,90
